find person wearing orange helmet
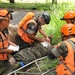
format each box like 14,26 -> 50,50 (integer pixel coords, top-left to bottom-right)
47,24 -> 75,75
60,10 -> 75,24
0,9 -> 19,75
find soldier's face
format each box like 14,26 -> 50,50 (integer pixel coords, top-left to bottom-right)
38,17 -> 45,25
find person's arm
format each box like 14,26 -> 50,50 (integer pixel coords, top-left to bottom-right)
0,48 -> 14,54
0,40 -> 19,54
8,40 -> 19,52
8,40 -> 17,46
39,28 -> 47,38
27,34 -> 46,42
39,28 -> 50,43
48,41 -> 68,60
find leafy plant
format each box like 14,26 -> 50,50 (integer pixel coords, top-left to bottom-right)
41,2 -> 75,44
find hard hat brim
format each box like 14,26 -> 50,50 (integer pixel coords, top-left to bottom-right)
60,18 -> 65,20
60,18 -> 73,20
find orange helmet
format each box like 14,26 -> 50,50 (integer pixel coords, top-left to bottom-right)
60,24 -> 75,36
60,10 -> 75,20
0,9 -> 13,20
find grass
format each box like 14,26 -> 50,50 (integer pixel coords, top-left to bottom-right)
42,2 -> 75,44
16,57 -> 58,74
0,2 -> 53,10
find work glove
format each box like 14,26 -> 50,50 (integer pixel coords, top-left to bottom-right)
8,45 -> 19,52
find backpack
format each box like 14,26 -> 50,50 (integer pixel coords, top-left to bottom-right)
19,12 -> 35,28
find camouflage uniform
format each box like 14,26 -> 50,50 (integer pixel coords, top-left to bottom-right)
0,60 -> 14,75
48,41 -> 68,60
12,42 -> 51,69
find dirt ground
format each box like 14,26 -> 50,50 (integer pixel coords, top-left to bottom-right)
10,9 -> 43,25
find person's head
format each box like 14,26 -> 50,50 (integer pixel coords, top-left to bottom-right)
60,10 -> 75,24
60,24 -> 75,41
37,12 -> 50,25
0,9 -> 13,31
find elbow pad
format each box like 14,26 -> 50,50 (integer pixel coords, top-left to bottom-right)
52,42 -> 68,58
51,47 -> 61,57
47,51 -> 56,60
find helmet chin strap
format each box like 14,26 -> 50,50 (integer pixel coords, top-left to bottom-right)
62,35 -> 74,41
37,18 -> 41,26
0,19 -> 2,22
70,17 -> 75,24
71,19 -> 74,24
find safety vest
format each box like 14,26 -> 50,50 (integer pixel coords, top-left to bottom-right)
0,31 -> 9,60
18,19 -> 37,44
56,38 -> 75,75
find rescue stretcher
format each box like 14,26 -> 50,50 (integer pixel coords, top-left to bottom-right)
8,56 -> 56,75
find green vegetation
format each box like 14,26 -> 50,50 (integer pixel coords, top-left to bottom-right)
43,2 -> 75,44
16,57 -> 58,74
0,2 -> 67,45
0,2 -> 54,10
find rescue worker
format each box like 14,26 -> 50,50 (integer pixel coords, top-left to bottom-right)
47,23 -> 75,75
60,10 -> 75,24
15,12 -> 51,49
8,12 -> 52,72
0,9 -> 19,75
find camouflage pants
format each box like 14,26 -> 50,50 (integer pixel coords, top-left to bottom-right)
13,42 -> 51,69
0,60 -> 14,75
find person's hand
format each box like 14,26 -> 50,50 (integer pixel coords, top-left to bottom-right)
48,34 -> 53,43
8,45 -> 19,52
6,49 -> 14,54
38,38 -> 46,42
8,40 -> 17,46
45,37 -> 50,43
